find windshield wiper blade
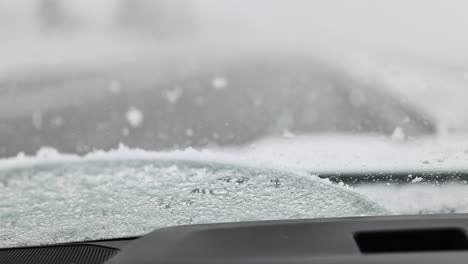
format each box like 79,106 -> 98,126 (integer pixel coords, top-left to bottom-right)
315,171 -> 468,185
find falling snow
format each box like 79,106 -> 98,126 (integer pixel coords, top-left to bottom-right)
391,126 -> 406,142
125,107 -> 144,128
108,80 -> 122,94
163,87 -> 183,104
31,111 -> 42,130
50,116 -> 65,128
282,129 -> 295,139
185,129 -> 194,137
211,76 -> 228,90
121,127 -> 130,137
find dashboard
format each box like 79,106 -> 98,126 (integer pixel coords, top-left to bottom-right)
2,214 -> 468,263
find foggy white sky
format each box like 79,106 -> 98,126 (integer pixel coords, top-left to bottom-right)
3,0 -> 468,63
194,0 -> 468,66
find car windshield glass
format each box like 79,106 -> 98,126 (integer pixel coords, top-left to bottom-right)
2,0 -> 468,247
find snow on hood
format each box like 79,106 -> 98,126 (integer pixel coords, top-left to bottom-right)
4,133 -> 468,173
235,134 -> 468,218
358,183 -> 468,215
232,134 -> 468,173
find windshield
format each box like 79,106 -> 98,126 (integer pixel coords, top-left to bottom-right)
2,0 -> 468,247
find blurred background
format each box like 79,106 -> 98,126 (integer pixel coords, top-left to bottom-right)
1,0 -> 468,157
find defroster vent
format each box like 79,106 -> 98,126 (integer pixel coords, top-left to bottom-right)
0,244 -> 118,264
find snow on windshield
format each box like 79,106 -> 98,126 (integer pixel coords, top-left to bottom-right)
2,140 -> 468,247
0,148 -> 384,247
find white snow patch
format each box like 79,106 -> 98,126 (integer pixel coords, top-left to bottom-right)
411,177 -> 423,183
225,134 -> 468,173
5,134 -> 468,174
0,144 -> 275,173
357,184 -> 468,215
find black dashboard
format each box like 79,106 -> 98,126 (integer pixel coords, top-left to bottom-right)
3,214 -> 468,263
